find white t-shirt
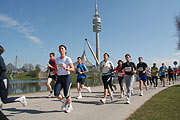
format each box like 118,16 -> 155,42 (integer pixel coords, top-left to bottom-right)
100,60 -> 114,74
56,56 -> 72,75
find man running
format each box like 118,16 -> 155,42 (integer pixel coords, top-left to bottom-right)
75,57 -> 91,99
159,63 -> 167,87
100,53 -> 114,104
54,45 -> 74,113
167,66 -> 174,85
47,52 -> 57,98
122,54 -> 136,104
0,45 -> 27,111
137,57 -> 149,96
151,63 -> 159,89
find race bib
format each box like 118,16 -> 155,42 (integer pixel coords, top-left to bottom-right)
118,73 -> 123,77
152,70 -> 156,73
125,67 -> 131,72
57,63 -> 63,70
138,67 -> 143,71
50,71 -> 55,76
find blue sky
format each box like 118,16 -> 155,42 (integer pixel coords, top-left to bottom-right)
0,0 -> 180,68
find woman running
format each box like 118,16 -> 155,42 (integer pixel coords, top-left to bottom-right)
54,45 -> 74,113
114,60 -> 125,98
100,53 -> 114,104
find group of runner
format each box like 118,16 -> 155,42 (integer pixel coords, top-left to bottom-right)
0,44 -> 179,116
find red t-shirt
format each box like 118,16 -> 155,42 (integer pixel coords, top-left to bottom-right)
116,66 -> 125,78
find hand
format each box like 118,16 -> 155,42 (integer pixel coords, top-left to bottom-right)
142,71 -> 146,74
47,64 -> 52,68
79,72 -> 83,74
62,64 -> 66,69
133,70 -> 136,74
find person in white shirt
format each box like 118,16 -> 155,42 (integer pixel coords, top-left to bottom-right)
99,53 -> 114,104
54,45 -> 74,113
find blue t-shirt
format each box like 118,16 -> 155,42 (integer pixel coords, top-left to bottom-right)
77,63 -> 88,79
160,66 -> 167,76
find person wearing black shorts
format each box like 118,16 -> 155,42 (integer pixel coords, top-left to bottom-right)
47,52 -> 57,97
75,57 -> 91,99
100,53 -> 114,104
54,45 -> 74,113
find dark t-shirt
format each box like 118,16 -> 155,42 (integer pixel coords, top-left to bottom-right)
137,62 -> 148,76
0,55 -> 7,80
168,68 -> 173,76
122,62 -> 136,76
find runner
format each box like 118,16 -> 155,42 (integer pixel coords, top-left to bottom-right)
114,60 -> 125,98
0,45 -> 27,111
159,63 -> 167,87
54,45 -> 74,113
75,57 -> 91,99
122,54 -> 136,104
151,63 -> 159,89
47,52 -> 57,98
100,53 -> 114,104
137,57 -> 149,96
167,66 -> 174,85
146,69 -> 153,86
109,70 -> 117,93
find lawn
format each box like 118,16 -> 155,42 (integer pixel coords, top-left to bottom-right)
128,85 -> 180,120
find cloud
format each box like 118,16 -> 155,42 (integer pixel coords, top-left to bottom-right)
0,14 -> 42,46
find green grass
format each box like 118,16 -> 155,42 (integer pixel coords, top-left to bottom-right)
12,72 -> 38,80
128,85 -> 180,120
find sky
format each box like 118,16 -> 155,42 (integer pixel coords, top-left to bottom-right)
1,0 -> 180,69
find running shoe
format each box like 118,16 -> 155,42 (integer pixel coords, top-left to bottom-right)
76,95 -> 82,99
100,98 -> 106,104
15,95 -> 27,106
48,92 -> 53,98
120,93 -> 124,98
61,98 -> 67,112
110,95 -> 114,101
126,97 -> 130,104
87,87 -> 92,93
66,105 -> 73,113
145,86 -> 148,91
155,87 -> 157,89
131,90 -> 134,95
139,91 -> 143,96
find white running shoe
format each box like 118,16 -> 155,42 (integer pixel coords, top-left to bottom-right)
87,87 -> 92,93
110,95 -> 114,101
100,98 -> 106,104
61,98 -> 67,112
48,92 -> 53,98
126,97 -> 130,104
140,91 -> 143,96
15,95 -> 27,106
120,93 -> 124,98
76,95 -> 82,99
155,87 -> 157,89
131,90 -> 134,95
66,105 -> 73,113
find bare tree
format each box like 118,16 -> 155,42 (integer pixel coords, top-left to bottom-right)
175,14 -> 180,50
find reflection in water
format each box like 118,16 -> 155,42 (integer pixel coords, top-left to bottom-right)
9,76 -> 109,95
9,80 -> 47,95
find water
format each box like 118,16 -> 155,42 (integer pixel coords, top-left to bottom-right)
9,80 -> 48,95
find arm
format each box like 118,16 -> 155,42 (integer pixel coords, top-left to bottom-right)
0,56 -> 6,74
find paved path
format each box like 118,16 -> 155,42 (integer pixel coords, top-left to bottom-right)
2,80 -> 180,120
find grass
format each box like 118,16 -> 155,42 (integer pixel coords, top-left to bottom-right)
128,85 -> 180,120
12,72 -> 38,80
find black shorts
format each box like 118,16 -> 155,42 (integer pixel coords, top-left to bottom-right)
54,75 -> 72,98
77,78 -> 85,85
161,75 -> 166,78
48,74 -> 57,81
102,75 -> 112,89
